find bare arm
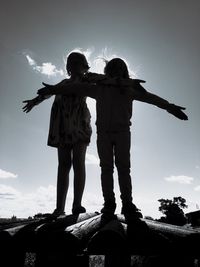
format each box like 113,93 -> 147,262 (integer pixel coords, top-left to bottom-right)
37,81 -> 98,99
22,79 -> 69,112
38,76 -> 144,96
22,94 -> 51,113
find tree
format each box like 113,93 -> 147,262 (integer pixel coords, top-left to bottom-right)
34,213 -> 43,219
157,196 -> 187,226
11,215 -> 17,222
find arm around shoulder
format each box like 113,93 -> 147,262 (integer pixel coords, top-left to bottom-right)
38,81 -> 98,98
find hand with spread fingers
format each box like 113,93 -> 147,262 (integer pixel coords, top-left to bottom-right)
167,104 -> 188,120
23,94 -> 49,113
22,99 -> 37,113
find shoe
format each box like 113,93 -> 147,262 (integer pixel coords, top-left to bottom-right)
72,206 -> 86,215
101,201 -> 116,215
42,209 -> 65,220
52,209 -> 66,217
121,202 -> 143,221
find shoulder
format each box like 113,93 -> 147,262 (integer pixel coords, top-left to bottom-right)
132,79 -> 147,92
133,79 -> 146,84
83,72 -> 106,83
59,78 -> 71,85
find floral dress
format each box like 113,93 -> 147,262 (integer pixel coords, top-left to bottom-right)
47,80 -> 92,147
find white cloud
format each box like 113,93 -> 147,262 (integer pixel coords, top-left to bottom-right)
194,185 -> 200,191
0,168 -> 18,179
26,54 -> 35,66
25,54 -> 64,77
164,175 -> 194,184
0,184 -> 102,218
0,184 -> 56,218
34,62 -> 64,76
24,47 -> 139,79
86,153 -> 99,165
0,184 -> 21,199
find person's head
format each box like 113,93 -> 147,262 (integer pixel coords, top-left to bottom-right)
104,58 -> 129,79
66,52 -> 89,76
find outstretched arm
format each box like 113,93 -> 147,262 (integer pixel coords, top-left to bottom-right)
126,81 -> 188,120
166,103 -> 188,120
37,81 -> 98,99
38,77 -> 144,96
135,90 -> 188,120
22,94 -> 51,113
23,79 -> 71,113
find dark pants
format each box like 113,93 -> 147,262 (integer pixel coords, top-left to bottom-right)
97,131 -> 133,204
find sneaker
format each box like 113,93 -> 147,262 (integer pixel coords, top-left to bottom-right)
121,202 -> 143,221
101,201 -> 116,215
72,205 -> 86,215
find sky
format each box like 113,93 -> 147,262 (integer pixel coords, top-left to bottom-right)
0,0 -> 199,219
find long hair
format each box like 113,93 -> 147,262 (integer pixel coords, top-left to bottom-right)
66,52 -> 89,76
104,58 -> 129,79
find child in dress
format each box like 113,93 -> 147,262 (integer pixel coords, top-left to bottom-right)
23,52 -> 92,216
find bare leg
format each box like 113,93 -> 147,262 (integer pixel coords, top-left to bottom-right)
55,145 -> 72,213
72,142 -> 87,210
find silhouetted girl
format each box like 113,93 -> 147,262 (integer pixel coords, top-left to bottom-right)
23,52 -> 92,216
